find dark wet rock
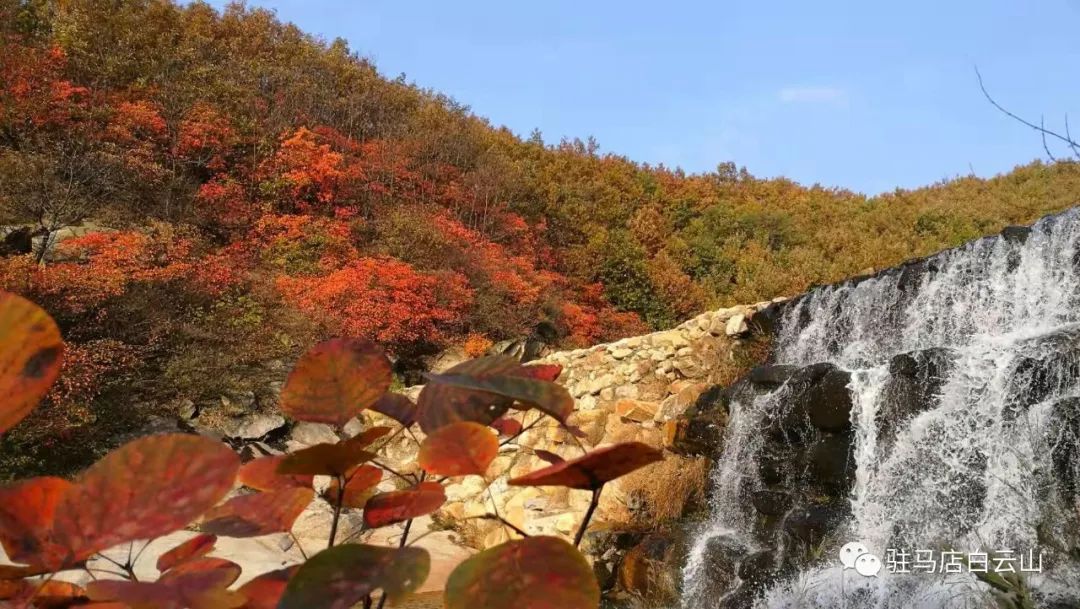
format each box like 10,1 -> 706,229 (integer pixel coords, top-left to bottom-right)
877,348 -> 954,449
806,432 -> 855,494
615,529 -> 689,607
1001,224 -> 1032,244
1049,397 -> 1080,503
737,549 -> 782,592
752,490 -> 794,517
1009,328 -> 1080,411
768,363 -> 853,438
748,364 -> 800,387
782,500 -> 850,546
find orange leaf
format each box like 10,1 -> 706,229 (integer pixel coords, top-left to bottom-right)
418,422 -> 497,477
363,482 -> 446,528
156,534 -> 217,573
159,557 -> 241,588
370,392 -> 416,427
533,449 -> 565,465
508,442 -> 663,490
324,464 -> 382,509
276,430 -> 386,477
88,564 -> 245,609
490,417 -> 522,437
280,338 -> 392,426
416,356 -> 520,433
237,456 -> 313,492
0,579 -> 86,607
277,544 -> 429,608
514,364 -> 563,382
237,566 -> 298,609
423,362 -> 574,429
0,291 -> 64,434
53,434 -> 239,564
201,487 -> 314,538
0,476 -> 71,568
444,536 -> 598,609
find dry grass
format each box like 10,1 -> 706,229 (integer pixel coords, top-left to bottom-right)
620,454 -> 711,524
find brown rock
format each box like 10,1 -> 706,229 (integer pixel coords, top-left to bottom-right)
615,399 -> 659,422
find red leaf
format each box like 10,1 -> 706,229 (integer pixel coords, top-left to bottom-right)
276,544 -> 429,608
238,455 -> 313,492
201,487 -> 314,538
88,564 -> 245,609
53,434 -> 240,564
159,557 -> 241,588
280,338 -> 392,426
276,429 -> 387,477
490,417 -> 522,437
363,482 -> 446,528
0,579 -> 86,607
424,366 -> 574,427
370,392 -> 416,427
324,464 -> 382,509
237,566 -> 298,609
0,291 -> 64,434
157,534 -> 217,573
418,422 -> 498,477
0,476 -> 71,568
444,536 -> 599,609
416,356 -> 520,433
533,449 -> 565,465
508,442 -> 664,490
513,364 -> 563,382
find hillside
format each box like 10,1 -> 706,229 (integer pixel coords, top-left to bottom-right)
2,0 -> 1080,476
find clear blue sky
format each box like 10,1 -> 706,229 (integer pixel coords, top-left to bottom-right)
209,0 -> 1080,194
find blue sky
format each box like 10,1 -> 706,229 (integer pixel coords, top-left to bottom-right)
209,0 -> 1080,194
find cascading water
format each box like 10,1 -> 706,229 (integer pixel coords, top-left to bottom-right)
681,209 -> 1080,608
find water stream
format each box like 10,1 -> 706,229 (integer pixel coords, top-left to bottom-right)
682,209 -> 1080,608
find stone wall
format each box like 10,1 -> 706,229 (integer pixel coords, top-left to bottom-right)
375,298 -> 785,551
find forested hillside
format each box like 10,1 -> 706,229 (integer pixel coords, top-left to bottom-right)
2,0 -> 1079,475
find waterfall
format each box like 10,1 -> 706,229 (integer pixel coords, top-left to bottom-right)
681,209 -> 1080,608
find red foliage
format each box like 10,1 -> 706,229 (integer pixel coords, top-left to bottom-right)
276,257 -> 472,352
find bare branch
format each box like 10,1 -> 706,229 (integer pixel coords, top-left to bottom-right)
975,66 -> 1080,161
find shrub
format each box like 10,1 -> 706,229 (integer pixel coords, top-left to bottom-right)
0,290 -> 667,608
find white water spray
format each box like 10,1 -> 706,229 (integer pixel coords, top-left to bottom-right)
682,210 -> 1080,608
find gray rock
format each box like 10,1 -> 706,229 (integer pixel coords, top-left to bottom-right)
228,413 -> 286,440
291,422 -> 340,446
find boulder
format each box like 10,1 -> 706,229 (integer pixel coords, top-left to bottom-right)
772,363 -> 853,436
290,422 -> 340,446
747,364 -> 799,388
0,227 -> 33,257
877,348 -> 954,450
725,313 -> 749,337
806,431 -> 855,495
615,399 -> 659,422
782,500 -> 850,546
615,529 -> 688,607
223,413 -> 286,440
751,490 -> 793,517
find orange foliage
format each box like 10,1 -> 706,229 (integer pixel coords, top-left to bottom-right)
462,333 -> 493,358
275,257 -> 473,352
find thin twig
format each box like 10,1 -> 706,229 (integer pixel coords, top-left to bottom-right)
976,66 -> 1080,160
475,514 -> 530,538
289,531 -> 309,561
573,487 -> 603,548
371,459 -> 414,485
328,474 -> 345,549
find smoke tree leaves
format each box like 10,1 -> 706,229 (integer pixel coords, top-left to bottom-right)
418,422 -> 498,476
324,465 -> 382,509
0,476 -> 71,568
201,487 -> 314,538
444,536 -> 600,609
280,338 -> 392,427
370,393 -> 417,427
418,356 -> 574,433
236,566 -> 298,609
363,482 -> 446,528
276,438 -> 379,477
417,356 -> 520,432
0,291 -> 64,435
277,544 -> 430,609
237,455 -> 314,492
53,434 -> 240,564
157,534 -> 218,573
510,442 -> 663,490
